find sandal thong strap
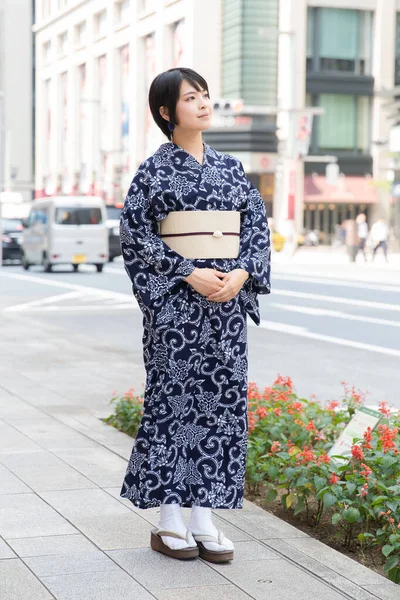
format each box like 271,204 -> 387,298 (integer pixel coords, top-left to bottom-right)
156,529 -> 190,542
193,530 -> 225,545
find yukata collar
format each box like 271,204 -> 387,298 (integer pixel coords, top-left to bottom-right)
169,141 -> 211,168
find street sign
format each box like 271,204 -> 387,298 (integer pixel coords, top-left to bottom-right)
328,406 -> 382,466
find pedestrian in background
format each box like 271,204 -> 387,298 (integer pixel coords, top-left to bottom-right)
119,67 -> 271,563
356,213 -> 368,262
343,218 -> 358,262
370,217 -> 389,262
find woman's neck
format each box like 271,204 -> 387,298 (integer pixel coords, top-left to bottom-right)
171,131 -> 204,158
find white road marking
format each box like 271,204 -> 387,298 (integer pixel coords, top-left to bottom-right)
0,271 -> 138,312
271,303 -> 400,328
273,288 -> 400,312
273,274 -> 400,293
249,319 -> 400,358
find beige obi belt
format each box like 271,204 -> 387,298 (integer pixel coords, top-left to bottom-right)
159,210 -> 240,259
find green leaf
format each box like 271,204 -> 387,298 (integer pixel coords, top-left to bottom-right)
267,465 -> 280,480
296,475 -> 309,487
346,482 -> 357,495
382,545 -> 395,557
386,502 -> 399,513
389,534 -> 400,545
343,507 -> 361,523
294,496 -> 306,516
332,513 -> 342,525
323,492 -> 337,509
381,455 -> 398,469
384,555 -> 400,574
265,488 -> 278,503
313,476 -> 326,491
286,493 -> 296,508
387,566 -> 400,584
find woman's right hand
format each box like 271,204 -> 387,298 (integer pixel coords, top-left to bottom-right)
184,268 -> 225,297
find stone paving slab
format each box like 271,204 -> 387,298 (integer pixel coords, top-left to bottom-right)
0,537 -> 16,558
0,420 -> 42,453
152,586 -> 253,600
0,493 -> 77,539
0,558 -> 54,600
49,446 -> 127,487
213,557 -> 347,600
107,547 -> 228,590
0,463 -> 31,494
40,570 -> 154,600
6,418 -> 100,450
23,550 -> 121,578
363,585 -> 400,600
0,449 -> 97,492
7,534 -> 97,558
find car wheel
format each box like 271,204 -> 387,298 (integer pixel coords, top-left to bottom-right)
108,256 -> 114,262
73,264 -> 79,272
21,252 -> 30,270
43,254 -> 52,273
95,263 -> 104,273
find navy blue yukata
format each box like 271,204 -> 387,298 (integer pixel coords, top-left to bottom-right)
120,141 -> 271,509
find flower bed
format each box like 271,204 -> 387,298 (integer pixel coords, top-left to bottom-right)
104,377 -> 400,584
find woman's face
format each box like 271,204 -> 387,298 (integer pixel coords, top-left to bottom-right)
172,79 -> 212,133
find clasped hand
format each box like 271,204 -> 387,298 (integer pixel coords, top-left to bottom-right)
185,267 -> 249,302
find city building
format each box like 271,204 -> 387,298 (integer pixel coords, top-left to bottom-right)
0,0 -> 34,206
33,0 -> 400,243
33,0 -> 222,203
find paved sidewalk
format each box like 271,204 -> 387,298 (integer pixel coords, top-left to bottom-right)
0,313 -> 399,599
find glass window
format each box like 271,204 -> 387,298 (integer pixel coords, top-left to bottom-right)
94,10 -> 107,36
106,206 -> 122,220
55,207 -> 103,225
115,0 -> 130,23
307,8 -> 372,75
316,94 -> 370,152
75,21 -> 87,46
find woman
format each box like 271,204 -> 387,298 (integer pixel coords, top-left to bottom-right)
120,67 -> 271,563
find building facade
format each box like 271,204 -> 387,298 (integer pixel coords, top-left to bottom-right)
274,0 -> 400,242
33,0 -> 222,203
0,0 -> 33,206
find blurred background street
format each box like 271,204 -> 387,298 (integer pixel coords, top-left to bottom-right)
0,0 -> 399,412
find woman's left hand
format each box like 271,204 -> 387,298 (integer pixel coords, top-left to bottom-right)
207,269 -> 249,302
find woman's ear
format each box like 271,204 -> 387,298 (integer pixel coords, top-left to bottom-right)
159,106 -> 169,122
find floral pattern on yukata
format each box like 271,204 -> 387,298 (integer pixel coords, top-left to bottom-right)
120,142 -> 271,509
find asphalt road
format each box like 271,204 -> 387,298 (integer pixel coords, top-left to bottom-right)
1,254 -> 399,409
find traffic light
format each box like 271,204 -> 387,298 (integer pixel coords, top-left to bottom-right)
212,99 -> 244,115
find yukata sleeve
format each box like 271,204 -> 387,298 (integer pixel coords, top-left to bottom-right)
120,167 -> 195,307
236,169 -> 271,295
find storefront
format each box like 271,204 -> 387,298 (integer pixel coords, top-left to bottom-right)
304,174 -> 378,244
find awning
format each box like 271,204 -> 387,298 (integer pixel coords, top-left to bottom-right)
304,175 -> 378,204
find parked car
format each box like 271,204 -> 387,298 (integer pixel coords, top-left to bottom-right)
21,196 -> 109,272
106,204 -> 122,261
1,217 -> 24,263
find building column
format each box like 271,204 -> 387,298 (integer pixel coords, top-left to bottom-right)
372,0 -> 396,221
274,0 -> 307,242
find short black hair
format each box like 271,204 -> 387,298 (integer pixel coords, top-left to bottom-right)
148,67 -> 209,140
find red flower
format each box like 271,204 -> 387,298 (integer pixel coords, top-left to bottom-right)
330,472 -> 339,485
362,426 -> 373,450
306,420 -> 317,432
377,424 -> 398,453
327,401 -> 340,411
271,441 -> 281,453
296,445 -> 316,465
317,453 -> 330,465
359,463 -> 372,479
351,444 -> 364,461
378,401 -> 392,417
273,374 -> 293,392
256,406 -> 268,419
273,407 -> 282,417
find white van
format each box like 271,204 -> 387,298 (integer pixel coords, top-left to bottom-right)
21,196 -> 109,272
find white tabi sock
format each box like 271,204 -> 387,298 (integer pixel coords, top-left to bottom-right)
157,504 -> 197,551
188,505 -> 234,552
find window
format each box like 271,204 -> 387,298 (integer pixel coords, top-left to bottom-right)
55,207 -> 103,225
307,8 -> 372,75
94,10 -> 107,37
43,40 -> 51,63
75,21 -> 87,46
115,0 -> 130,24
57,32 -> 68,56
311,94 -> 371,153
